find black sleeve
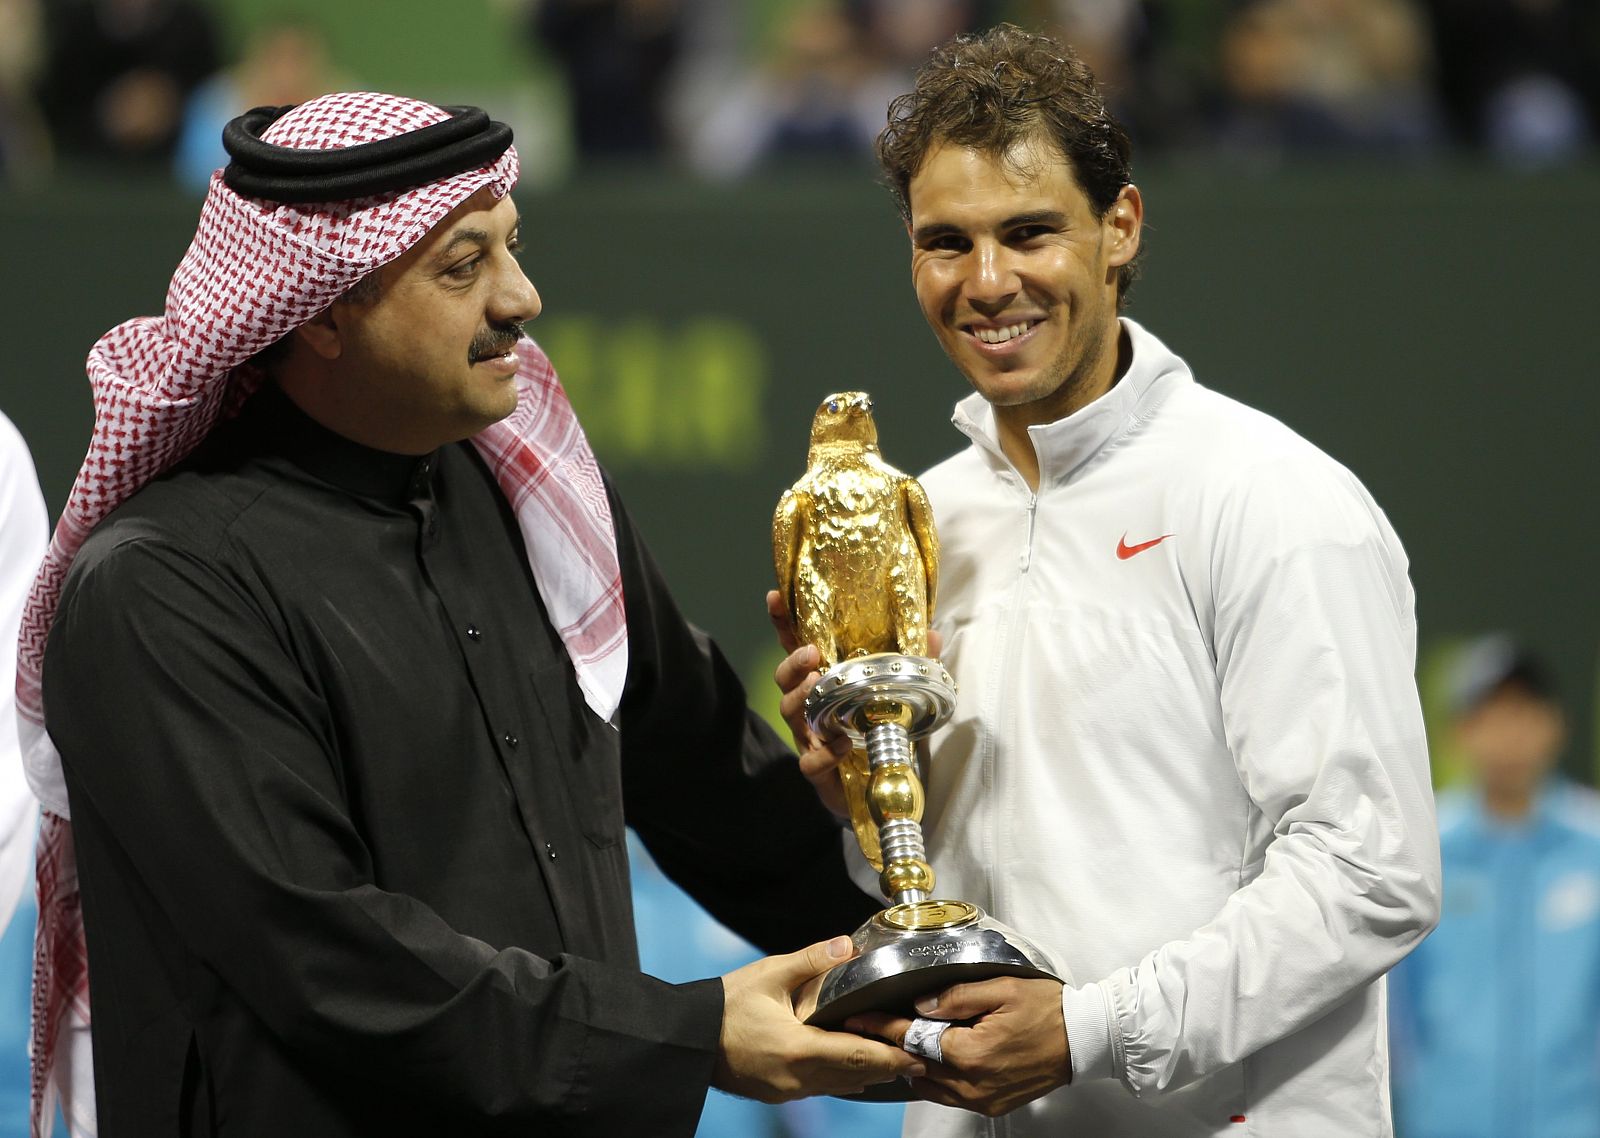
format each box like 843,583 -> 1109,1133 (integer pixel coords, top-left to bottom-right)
608,482 -> 879,952
46,535 -> 721,1135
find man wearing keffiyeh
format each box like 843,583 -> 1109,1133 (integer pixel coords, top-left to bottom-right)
17,92 -> 920,1137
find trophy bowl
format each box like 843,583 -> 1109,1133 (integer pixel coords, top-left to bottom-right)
806,904 -> 1061,1030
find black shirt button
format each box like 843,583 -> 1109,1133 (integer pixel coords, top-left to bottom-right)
545,843 -> 557,860
503,732 -> 519,748
466,625 -> 481,641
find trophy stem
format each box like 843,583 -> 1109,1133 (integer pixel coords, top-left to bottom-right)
806,654 -> 955,908
864,720 -> 930,907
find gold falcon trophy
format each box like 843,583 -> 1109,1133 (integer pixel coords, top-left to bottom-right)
774,391 -> 1059,1056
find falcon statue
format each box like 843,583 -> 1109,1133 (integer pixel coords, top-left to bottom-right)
773,391 -> 939,668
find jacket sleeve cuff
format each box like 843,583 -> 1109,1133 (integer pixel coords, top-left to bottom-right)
558,962 -> 724,1131
1061,981 -> 1116,1083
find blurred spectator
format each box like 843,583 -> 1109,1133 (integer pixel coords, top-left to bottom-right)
0,0 -> 51,185
1017,0 -> 1206,149
175,16 -> 345,194
686,0 -> 994,180
845,0 -> 989,72
36,0 -> 221,172
0,410 -> 49,1138
1418,0 -> 1598,164
532,0 -> 689,160
1035,0 -> 1149,87
1212,0 -> 1440,157
687,3 -> 895,179
1389,635 -> 1600,1138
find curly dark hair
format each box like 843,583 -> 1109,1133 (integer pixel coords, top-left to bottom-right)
875,24 -> 1141,300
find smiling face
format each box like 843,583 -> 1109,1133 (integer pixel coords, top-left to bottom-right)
282,186 -> 541,454
908,135 -> 1141,430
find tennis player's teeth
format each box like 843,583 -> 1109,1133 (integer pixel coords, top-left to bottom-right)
975,322 -> 1034,344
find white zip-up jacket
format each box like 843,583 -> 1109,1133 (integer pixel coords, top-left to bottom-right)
908,319 -> 1441,1137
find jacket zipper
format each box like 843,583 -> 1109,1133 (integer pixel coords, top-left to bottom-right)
1020,491 -> 1038,573
986,488 -> 1038,929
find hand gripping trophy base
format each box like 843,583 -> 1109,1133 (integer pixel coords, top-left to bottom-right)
806,903 -> 1061,1030
801,653 -> 1060,1099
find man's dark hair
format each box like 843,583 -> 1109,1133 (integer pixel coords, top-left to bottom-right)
1450,635 -> 1561,718
875,24 -> 1141,302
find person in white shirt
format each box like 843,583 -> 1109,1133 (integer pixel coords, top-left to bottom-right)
1,411 -> 47,937
770,23 -> 1441,1137
0,410 -> 49,1135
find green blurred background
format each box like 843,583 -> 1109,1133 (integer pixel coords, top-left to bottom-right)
4,161 -> 1598,787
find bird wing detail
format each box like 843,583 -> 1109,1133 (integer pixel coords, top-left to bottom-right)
772,487 -> 808,619
902,476 -> 940,615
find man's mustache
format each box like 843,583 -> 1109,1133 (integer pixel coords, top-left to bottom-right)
469,321 -> 524,362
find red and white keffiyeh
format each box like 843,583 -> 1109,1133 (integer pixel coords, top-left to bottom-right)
13,92 -> 627,1137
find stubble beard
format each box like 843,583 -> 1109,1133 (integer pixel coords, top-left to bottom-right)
972,312 -> 1113,426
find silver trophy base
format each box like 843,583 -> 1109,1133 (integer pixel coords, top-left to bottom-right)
805,902 -> 1061,1101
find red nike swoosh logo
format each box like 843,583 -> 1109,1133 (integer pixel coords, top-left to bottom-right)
1116,532 -> 1174,560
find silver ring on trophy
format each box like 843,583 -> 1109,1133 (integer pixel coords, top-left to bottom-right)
803,653 -> 957,745
902,1017 -> 951,1063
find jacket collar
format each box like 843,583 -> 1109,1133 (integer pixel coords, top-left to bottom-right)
949,317 -> 1192,489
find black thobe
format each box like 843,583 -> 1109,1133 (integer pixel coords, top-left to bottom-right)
43,385 -> 874,1136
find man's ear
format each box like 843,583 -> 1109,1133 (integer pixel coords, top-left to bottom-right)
1105,183 -> 1143,269
295,304 -> 344,361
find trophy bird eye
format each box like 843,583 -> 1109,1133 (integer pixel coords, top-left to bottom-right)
827,399 -> 841,414
864,398 -> 873,411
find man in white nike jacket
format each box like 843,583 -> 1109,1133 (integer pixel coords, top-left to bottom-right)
771,24 -> 1440,1137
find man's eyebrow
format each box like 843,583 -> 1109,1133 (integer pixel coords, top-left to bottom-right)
912,221 -> 965,244
1001,209 -> 1068,229
912,210 -> 1068,244
432,227 -> 492,261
